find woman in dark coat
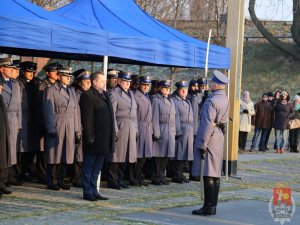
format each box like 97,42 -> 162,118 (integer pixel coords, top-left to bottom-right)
273,91 -> 294,153
289,94 -> 300,153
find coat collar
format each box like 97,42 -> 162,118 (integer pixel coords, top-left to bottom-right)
54,82 -> 70,100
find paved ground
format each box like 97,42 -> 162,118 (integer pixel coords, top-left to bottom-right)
1,149 -> 299,225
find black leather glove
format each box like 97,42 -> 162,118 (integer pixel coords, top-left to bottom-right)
200,148 -> 207,160
86,139 -> 94,147
136,132 -> 139,140
47,131 -> 57,138
243,109 -> 249,114
175,134 -> 182,140
152,134 -> 160,142
75,132 -> 82,144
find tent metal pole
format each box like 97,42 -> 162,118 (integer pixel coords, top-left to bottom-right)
91,61 -> 95,73
103,55 -> 108,90
139,65 -> 143,75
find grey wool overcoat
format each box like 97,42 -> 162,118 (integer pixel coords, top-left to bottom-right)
152,93 -> 176,158
134,89 -> 153,158
1,78 -> 22,165
43,82 -> 80,164
172,94 -> 194,161
194,89 -> 229,178
108,86 -> 138,163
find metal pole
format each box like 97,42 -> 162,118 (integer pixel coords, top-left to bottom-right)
103,56 -> 108,91
91,61 -> 95,73
139,65 -> 143,75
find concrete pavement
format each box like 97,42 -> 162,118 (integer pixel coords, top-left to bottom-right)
0,151 -> 299,225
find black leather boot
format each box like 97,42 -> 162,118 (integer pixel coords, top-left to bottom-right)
192,176 -> 216,216
214,177 -> 220,207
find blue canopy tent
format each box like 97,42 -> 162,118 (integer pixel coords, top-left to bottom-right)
0,0 -> 160,64
53,0 -> 231,69
0,0 -> 111,60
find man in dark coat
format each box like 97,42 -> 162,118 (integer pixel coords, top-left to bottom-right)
192,71 -> 229,216
43,66 -> 81,191
0,81 -> 12,198
80,71 -> 115,201
250,93 -> 273,151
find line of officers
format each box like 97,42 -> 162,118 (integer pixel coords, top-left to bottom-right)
0,56 -> 210,194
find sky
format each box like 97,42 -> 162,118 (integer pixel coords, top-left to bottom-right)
245,0 -> 293,21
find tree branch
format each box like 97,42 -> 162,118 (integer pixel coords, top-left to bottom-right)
249,0 -> 300,60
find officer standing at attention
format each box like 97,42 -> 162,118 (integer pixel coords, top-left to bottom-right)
11,60 -> 20,79
107,72 -> 138,189
0,57 -> 22,186
0,80 -> 12,197
34,62 -> 62,184
171,80 -> 194,183
17,61 -> 38,182
192,71 -> 229,216
133,76 -> 153,186
130,74 -> 140,93
43,66 -> 81,191
72,69 -> 91,188
106,69 -> 120,91
188,80 -> 202,181
151,80 -> 176,185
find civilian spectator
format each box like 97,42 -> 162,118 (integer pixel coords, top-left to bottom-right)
289,94 -> 300,153
273,91 -> 294,153
239,91 -> 255,152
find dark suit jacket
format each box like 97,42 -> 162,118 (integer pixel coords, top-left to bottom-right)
80,86 -> 115,154
0,95 -> 11,169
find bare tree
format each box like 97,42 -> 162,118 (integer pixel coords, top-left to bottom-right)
249,0 -> 300,60
28,0 -> 72,9
189,0 -> 227,45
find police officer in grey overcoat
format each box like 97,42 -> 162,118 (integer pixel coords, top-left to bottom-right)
0,57 -> 22,186
107,72 -> 138,189
106,69 -> 120,92
43,66 -> 81,191
192,71 -> 229,216
151,80 -> 176,185
0,80 -> 12,197
188,80 -> 202,181
133,75 -> 153,186
72,69 -> 91,187
34,62 -> 62,184
171,80 -> 194,183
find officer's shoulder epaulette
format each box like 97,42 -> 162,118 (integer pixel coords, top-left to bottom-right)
151,93 -> 159,100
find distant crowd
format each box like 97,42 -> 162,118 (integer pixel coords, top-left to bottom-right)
239,90 -> 300,153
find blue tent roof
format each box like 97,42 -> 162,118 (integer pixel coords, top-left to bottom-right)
54,0 -> 231,69
0,0 -> 111,60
